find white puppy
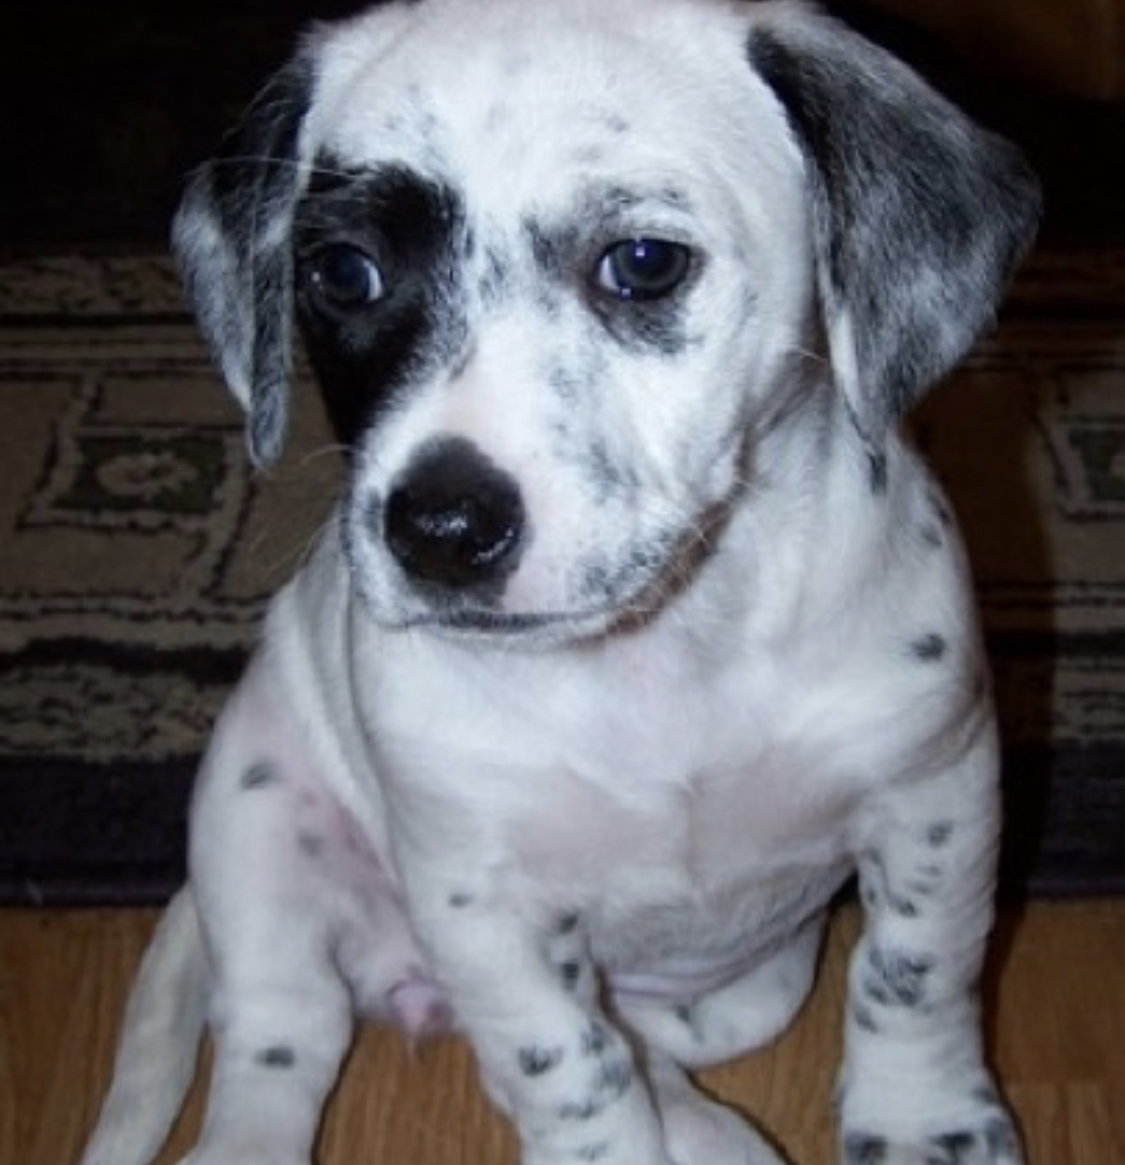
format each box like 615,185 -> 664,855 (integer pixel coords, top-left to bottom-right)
80,2 -> 1041,1164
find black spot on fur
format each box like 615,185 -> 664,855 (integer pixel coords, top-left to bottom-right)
595,1057 -> 635,1098
524,216 -> 574,284
570,439 -> 641,506
852,1002 -> 880,1033
581,1020 -> 610,1057
255,1045 -> 296,1069
911,633 -> 947,661
519,1045 -> 565,1077
448,891 -> 474,908
927,1130 -> 978,1163
559,961 -> 582,990
479,244 -> 512,307
890,895 -> 919,919
910,862 -> 944,892
868,451 -> 888,495
865,947 -> 934,1008
927,821 -> 955,848
548,365 -> 582,403
558,1057 -> 634,1121
862,978 -> 891,1006
843,1134 -> 888,1164
240,762 -> 278,790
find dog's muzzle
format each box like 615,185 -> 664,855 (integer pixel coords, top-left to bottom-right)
382,436 -> 526,593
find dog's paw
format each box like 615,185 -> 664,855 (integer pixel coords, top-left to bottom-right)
651,1061 -> 788,1165
522,1149 -> 676,1165
663,1094 -> 788,1165
177,1148 -> 307,1165
842,1107 -> 1023,1164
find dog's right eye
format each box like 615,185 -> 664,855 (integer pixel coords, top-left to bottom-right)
307,245 -> 384,313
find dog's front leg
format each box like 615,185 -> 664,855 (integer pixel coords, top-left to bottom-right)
401,862 -> 673,1165
841,726 -> 1023,1165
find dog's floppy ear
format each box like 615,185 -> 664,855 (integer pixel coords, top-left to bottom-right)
748,7 -> 1041,441
173,54 -> 315,466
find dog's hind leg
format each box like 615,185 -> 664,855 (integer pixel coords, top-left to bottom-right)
180,943 -> 352,1165
174,666 -> 365,1165
615,914 -> 825,1069
79,890 -> 209,1165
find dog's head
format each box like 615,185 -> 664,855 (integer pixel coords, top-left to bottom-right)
174,0 -> 1039,643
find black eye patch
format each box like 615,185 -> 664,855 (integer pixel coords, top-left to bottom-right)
292,159 -> 468,446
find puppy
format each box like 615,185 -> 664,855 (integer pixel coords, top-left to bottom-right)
79,2 -> 1041,1163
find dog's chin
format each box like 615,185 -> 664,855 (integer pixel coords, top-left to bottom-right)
370,594 -> 654,651
413,612 -> 582,648
417,602 -> 651,649
355,566 -> 680,651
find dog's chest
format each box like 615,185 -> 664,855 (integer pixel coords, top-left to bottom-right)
471,661 -> 856,985
372,626 -> 863,923
503,671 -> 852,865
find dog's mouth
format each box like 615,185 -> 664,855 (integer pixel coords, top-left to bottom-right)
385,503 -> 732,648
401,599 -> 641,647
403,605 -> 613,644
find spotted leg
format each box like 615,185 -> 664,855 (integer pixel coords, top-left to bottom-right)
840,725 -> 1023,1165
398,856 -> 675,1165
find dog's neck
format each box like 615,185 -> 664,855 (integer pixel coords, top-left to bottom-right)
668,371 -> 919,641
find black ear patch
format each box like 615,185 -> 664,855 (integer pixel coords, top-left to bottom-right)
173,54 -> 315,465
748,18 -> 1041,437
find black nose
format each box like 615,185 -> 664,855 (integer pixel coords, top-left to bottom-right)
384,437 -> 525,589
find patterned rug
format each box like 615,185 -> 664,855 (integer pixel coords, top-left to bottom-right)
0,251 -> 1123,902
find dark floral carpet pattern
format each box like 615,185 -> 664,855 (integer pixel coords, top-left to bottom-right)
0,251 -> 1122,902
0,256 -> 340,902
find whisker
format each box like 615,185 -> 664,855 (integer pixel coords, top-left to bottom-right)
296,441 -> 351,468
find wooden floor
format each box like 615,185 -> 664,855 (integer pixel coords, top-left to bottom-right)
3,899 -> 1123,1165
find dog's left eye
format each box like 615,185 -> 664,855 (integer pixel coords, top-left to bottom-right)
595,238 -> 691,301
307,244 -> 384,313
